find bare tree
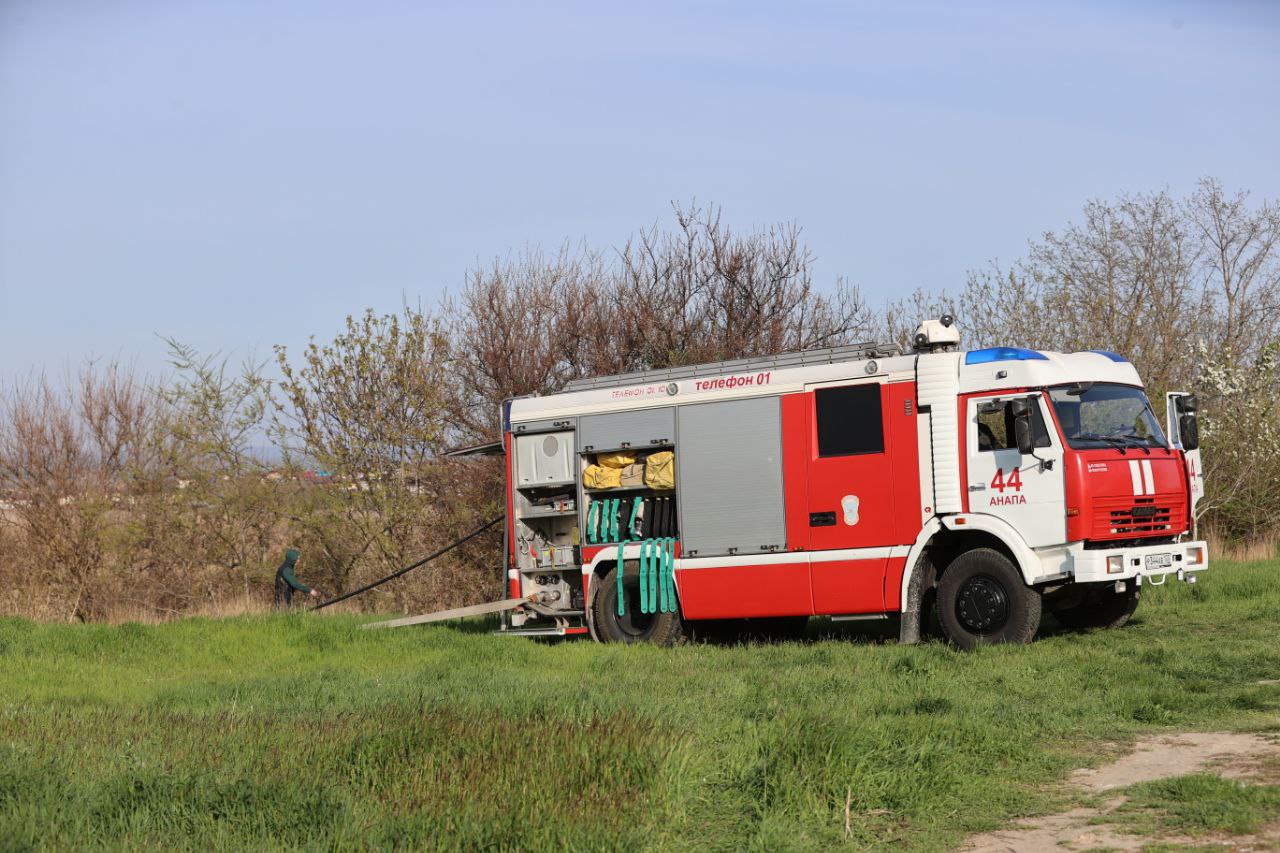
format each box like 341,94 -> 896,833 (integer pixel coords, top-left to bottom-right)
617,204 -> 872,368
441,244 -> 610,443
962,189 -> 1209,391
0,364 -> 158,620
1185,177 -> 1280,364
443,202 -> 873,444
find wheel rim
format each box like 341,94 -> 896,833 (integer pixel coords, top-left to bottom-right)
955,574 -> 1010,634
614,576 -> 655,638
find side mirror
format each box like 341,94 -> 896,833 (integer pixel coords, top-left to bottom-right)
1179,413 -> 1200,451
1010,398 -> 1035,455
1176,395 -> 1199,414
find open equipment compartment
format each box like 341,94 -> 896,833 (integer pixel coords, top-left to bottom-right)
510,430 -> 583,627
577,405 -> 679,547
580,447 -> 678,545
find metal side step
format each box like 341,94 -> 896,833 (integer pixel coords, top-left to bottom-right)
499,625 -> 590,637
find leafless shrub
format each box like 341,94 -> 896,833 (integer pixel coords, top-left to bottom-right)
0,363 -> 158,620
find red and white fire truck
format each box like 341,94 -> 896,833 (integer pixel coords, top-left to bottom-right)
499,317 -> 1206,648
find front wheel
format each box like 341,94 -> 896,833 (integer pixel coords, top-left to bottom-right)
591,562 -> 687,646
1052,586 -> 1140,631
936,548 -> 1041,649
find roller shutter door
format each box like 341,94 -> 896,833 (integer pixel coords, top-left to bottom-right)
579,407 -> 675,453
677,397 -> 786,557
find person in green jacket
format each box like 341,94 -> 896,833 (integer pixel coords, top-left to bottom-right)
274,548 -> 320,608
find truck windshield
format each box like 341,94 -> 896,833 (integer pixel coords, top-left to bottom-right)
1048,383 -> 1168,450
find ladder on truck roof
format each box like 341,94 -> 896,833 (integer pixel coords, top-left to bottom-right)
561,340 -> 903,392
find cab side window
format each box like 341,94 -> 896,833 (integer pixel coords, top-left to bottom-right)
976,400 -> 1051,452
815,384 -> 884,457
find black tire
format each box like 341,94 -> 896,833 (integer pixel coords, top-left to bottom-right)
936,548 -> 1041,649
591,562 -> 687,646
1052,586 -> 1140,631
920,587 -> 945,640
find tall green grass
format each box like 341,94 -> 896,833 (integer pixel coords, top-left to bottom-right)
1108,773 -> 1280,837
1,558 -> 1278,850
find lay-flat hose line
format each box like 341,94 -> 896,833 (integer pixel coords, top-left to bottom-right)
310,516 -> 502,611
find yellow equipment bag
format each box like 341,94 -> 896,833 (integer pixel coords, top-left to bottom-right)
618,462 -> 646,487
597,451 -> 637,469
583,464 -> 621,489
645,451 -> 675,489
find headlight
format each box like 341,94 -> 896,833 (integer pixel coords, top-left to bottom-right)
1107,555 -> 1124,574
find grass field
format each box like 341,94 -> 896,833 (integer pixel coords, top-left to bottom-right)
2,558 -> 1278,851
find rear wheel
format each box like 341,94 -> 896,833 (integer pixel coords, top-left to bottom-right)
591,563 -> 686,646
1052,585 -> 1140,631
936,548 -> 1041,649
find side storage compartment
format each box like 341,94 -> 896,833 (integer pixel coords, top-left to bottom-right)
580,408 -> 674,452
677,397 -> 787,557
515,432 -> 574,487
510,429 -> 583,629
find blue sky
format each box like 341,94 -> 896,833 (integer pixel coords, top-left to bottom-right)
2,0 -> 1277,382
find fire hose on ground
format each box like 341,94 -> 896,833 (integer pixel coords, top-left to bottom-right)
309,515 -> 503,612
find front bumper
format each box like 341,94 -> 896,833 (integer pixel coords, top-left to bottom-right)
1066,539 -> 1208,585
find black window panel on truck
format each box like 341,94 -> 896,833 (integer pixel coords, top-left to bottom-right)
676,396 -> 787,557
815,384 -> 884,457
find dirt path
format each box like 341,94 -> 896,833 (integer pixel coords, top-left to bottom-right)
963,732 -> 1280,852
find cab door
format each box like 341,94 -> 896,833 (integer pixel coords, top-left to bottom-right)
804,381 -> 895,614
1166,391 -> 1204,531
964,393 -> 1065,548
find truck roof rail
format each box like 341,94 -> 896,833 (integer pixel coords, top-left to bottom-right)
562,340 -> 903,392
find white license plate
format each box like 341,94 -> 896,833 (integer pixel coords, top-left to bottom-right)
1145,553 -> 1173,571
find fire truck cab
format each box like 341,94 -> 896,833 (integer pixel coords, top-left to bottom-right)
500,317 -> 1207,648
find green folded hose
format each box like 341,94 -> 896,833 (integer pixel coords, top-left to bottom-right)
660,537 -> 670,612
639,539 -> 649,614
628,496 -> 643,541
665,538 -> 677,613
650,539 -> 659,614
617,538 -> 680,618
662,539 -> 672,613
616,542 -> 626,616
648,539 -> 656,615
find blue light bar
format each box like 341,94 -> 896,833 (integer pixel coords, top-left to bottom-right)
1088,349 -> 1128,363
965,347 -> 1049,365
